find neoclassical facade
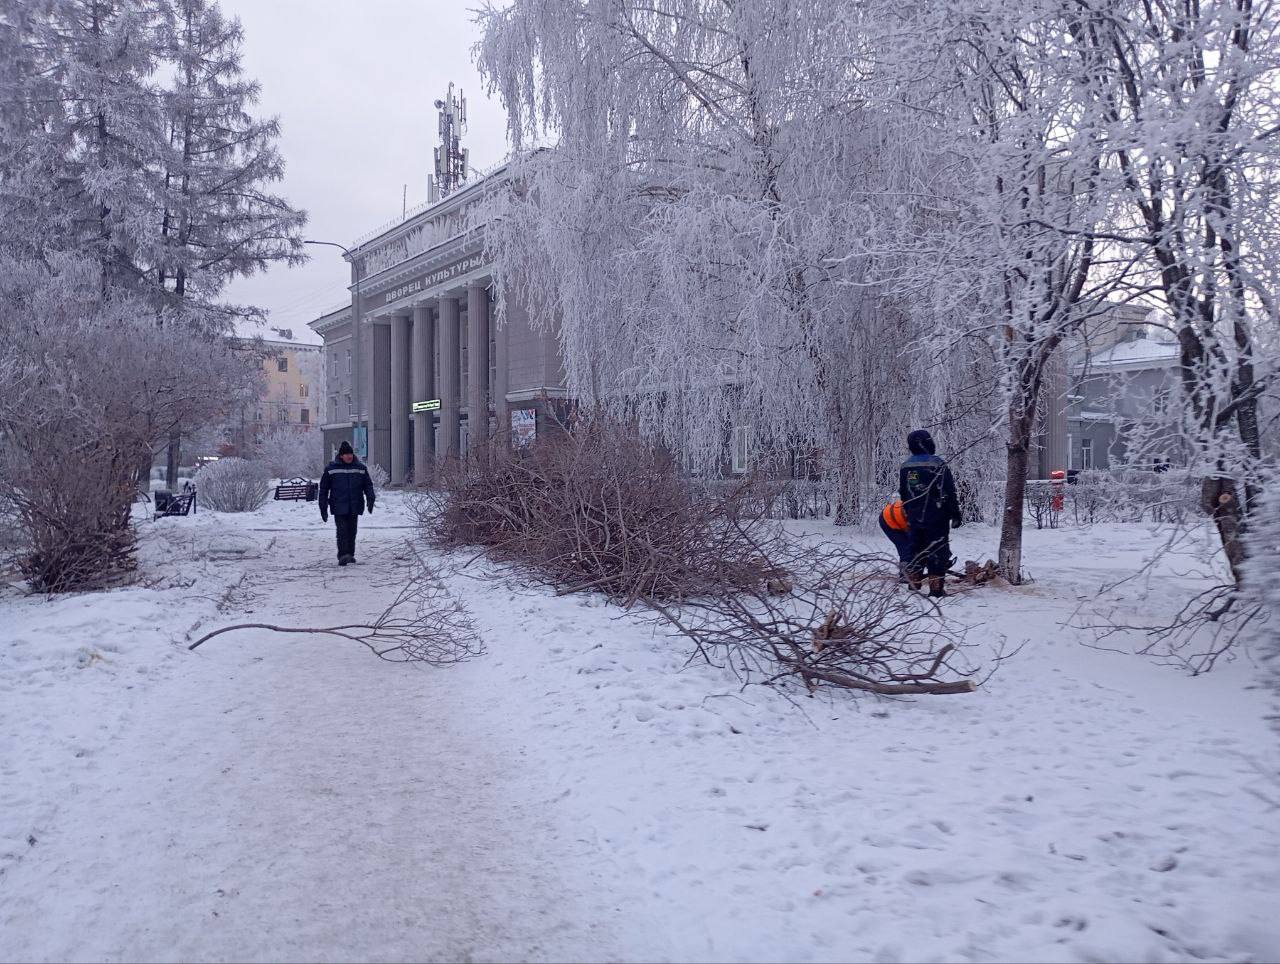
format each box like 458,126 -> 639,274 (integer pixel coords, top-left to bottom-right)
310,166 -> 564,480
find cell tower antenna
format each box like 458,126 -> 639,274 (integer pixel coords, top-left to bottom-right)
432,82 -> 469,199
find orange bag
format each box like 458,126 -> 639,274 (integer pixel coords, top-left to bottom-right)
882,499 -> 908,531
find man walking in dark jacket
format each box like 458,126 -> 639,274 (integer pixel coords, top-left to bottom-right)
318,441 -> 376,566
899,429 -> 963,598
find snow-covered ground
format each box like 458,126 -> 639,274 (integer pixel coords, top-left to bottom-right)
2,493 -> 1277,963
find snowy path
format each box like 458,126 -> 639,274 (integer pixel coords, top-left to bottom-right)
0,516 -> 625,963
2,498 -> 1278,962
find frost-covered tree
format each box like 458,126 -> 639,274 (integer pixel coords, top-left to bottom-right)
0,0 -> 169,283
0,254 -> 260,590
154,0 -> 306,480
1078,0 -> 1280,592
0,0 -> 304,586
476,0 -> 955,521
252,424 -> 324,480
869,0 -> 1136,581
1242,472 -> 1279,666
156,0 -> 305,314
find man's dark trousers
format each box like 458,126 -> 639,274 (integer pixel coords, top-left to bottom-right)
910,524 -> 952,580
334,513 -> 359,560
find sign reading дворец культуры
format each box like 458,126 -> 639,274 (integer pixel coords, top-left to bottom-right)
380,252 -> 486,305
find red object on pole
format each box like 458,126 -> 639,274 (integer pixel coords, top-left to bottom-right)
1050,469 -> 1066,512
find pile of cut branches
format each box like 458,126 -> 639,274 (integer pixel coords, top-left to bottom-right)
420,420 -> 975,697
422,419 -> 781,605
650,542 -> 975,696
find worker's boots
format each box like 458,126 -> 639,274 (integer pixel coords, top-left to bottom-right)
907,570 -> 924,591
928,575 -> 948,598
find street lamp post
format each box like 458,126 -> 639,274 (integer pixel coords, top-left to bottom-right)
304,239 -> 364,457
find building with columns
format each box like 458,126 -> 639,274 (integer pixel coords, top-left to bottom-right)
309,165 -> 565,482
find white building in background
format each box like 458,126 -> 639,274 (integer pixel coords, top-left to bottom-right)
308,165 -> 566,477
1067,326 -> 1184,471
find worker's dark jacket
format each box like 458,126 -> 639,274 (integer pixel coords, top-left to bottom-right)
318,458 -> 375,516
899,454 -> 962,529
898,439 -> 961,530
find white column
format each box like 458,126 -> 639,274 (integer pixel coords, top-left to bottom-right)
438,296 -> 461,458
389,312 -> 410,484
467,282 -> 490,448
492,285 -> 508,442
411,303 -> 435,482
369,322 -> 392,473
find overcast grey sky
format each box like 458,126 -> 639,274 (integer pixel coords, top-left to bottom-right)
219,0 -> 512,342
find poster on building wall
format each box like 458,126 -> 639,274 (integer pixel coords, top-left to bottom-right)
511,409 -> 537,448
352,426 -> 368,459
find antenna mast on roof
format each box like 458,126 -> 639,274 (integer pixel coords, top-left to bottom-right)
430,82 -> 468,201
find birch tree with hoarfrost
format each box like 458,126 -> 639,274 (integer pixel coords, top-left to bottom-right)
1079,0 -> 1280,603
869,1 -> 1143,583
475,0 -> 964,521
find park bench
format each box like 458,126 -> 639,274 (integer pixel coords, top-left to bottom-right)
274,477 -> 318,502
154,489 -> 196,518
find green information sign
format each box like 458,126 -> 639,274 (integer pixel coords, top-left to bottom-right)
411,399 -> 441,413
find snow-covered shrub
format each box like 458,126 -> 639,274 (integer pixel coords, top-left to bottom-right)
196,458 -> 269,513
1067,470 -> 1121,525
0,257 -> 258,592
368,462 -> 390,491
423,419 -> 780,604
254,426 -> 323,480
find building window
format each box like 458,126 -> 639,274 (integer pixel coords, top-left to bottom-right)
300,409 -> 309,425
276,407 -> 288,423
732,425 -> 751,475
299,383 -> 309,398
329,397 -> 337,422
277,357 -> 288,373
254,410 -> 263,424
346,393 -> 353,417
1081,437 -> 1094,470
346,350 -> 352,374
331,354 -> 338,377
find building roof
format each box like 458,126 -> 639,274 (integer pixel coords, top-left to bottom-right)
1075,335 -> 1178,374
348,159 -> 515,256
230,334 -> 322,352
307,303 -> 353,337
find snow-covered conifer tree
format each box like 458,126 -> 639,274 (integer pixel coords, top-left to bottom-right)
154,0 -> 306,479
0,0 -> 169,285
155,0 -> 305,316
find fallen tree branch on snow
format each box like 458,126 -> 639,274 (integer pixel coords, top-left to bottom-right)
187,552 -> 483,665
649,540 -> 977,697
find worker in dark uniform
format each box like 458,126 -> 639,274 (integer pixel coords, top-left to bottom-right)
318,441 -> 376,566
899,430 -> 963,597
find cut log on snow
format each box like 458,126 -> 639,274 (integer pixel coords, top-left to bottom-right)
790,662 -> 977,696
